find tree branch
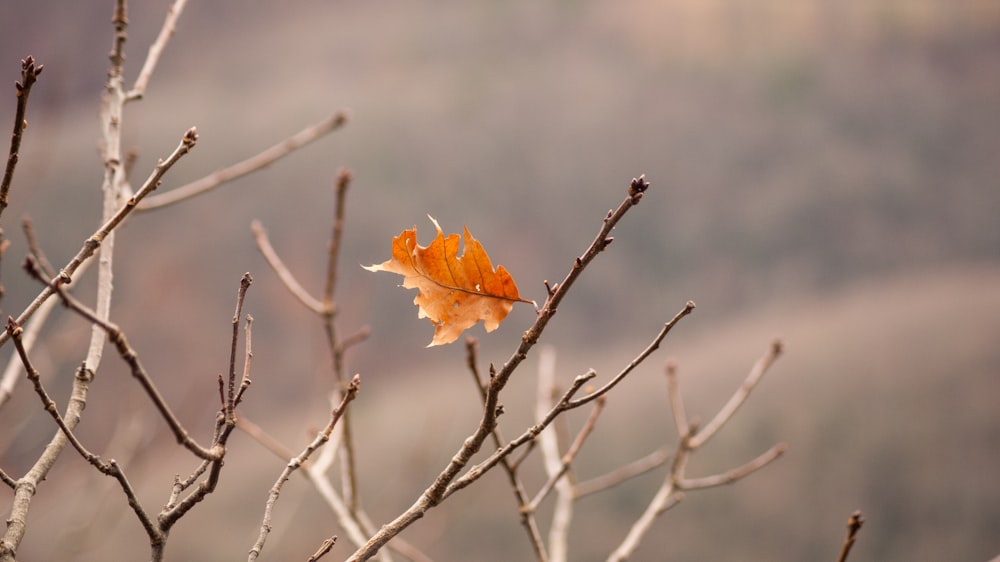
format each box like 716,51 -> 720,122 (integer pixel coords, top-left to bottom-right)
139,112 -> 348,211
249,375 -> 360,562
1,55 -> 43,218
348,177 -> 650,561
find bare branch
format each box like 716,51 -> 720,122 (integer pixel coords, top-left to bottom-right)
606,485 -> 685,562
679,443 -> 786,489
227,273 -> 253,416
687,339 -> 783,449
323,168 -> 352,308
24,258 -> 221,462
573,447 -> 671,500
467,339 -> 548,562
1,56 -> 44,218
139,112 -> 348,211
251,220 -> 325,313
665,360 -> 688,438
307,536 -> 338,562
234,314 -> 254,407
348,178 -> 651,561
126,0 -> 189,100
0,468 -> 14,490
249,375 -> 360,562
21,216 -> 55,279
0,127 -> 197,352
836,511 -> 865,562
567,300 -> 695,410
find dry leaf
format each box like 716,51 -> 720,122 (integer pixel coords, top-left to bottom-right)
364,216 -> 530,346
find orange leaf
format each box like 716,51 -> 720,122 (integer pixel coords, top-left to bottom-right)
364,217 -> 530,346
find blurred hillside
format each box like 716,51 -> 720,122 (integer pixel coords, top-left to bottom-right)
0,0 -> 998,560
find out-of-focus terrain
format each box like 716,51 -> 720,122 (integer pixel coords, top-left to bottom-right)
0,1 -> 998,560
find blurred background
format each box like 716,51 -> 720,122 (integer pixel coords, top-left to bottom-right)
1,0 -> 998,560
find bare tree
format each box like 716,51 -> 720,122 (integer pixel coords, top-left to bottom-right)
0,2 -> 787,561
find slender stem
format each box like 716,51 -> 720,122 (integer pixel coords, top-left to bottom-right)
1,56 -> 44,218
139,112 -> 348,211
248,376 -> 360,562
687,339 -> 783,449
126,0 -> 189,100
836,511 -> 865,562
0,128 -> 197,352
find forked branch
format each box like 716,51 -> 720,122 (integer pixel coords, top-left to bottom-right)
1,55 -> 44,217
347,176 -> 651,561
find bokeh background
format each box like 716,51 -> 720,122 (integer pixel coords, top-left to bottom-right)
1,0 -> 998,560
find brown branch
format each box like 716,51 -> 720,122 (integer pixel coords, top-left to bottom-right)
687,338 -> 783,449
0,468 -> 14,490
234,314 -> 254,407
528,395 -> 605,515
24,258 -> 220,462
1,55 -> 44,218
348,177 -> 650,561
5,319 -> 162,542
532,347 -> 605,562
21,216 -> 55,279
126,0 -> 189,100
323,168 -> 351,308
0,127 -> 197,352
678,443 -> 786,489
466,338 -> 548,562
307,536 -> 338,562
156,274 -> 257,556
572,446 -> 671,500
139,112 -> 348,211
608,339 -> 786,560
0,230 -> 7,303
567,300 -> 695,410
0,218 -> 93,409
665,360 -> 688,438
836,511 -> 865,562
227,273 -> 253,415
249,375 -> 360,562
251,220 -> 325,313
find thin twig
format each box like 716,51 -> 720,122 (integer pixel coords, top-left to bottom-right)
572,447 -> 671,500
24,257 -> 221,462
307,536 -> 338,562
0,127 -> 197,352
126,0 -> 189,100
21,216 -> 56,279
0,468 -> 14,490
157,274 -> 257,548
607,339 -> 786,561
5,320 -> 161,542
567,301 -> 695,410
687,338 -> 783,449
323,168 -> 351,308
466,338 -> 548,562
0,229 -> 7,300
1,55 -> 44,218
665,360 -> 689,438
234,314 -> 254,407
0,238 -> 91,408
836,511 -> 865,562
529,395 -> 605,514
227,273 -> 253,416
139,112 -> 348,211
251,220 -> 325,313
679,443 -> 786,489
249,375 -> 360,562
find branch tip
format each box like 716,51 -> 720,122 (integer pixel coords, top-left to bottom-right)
628,175 -> 650,202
